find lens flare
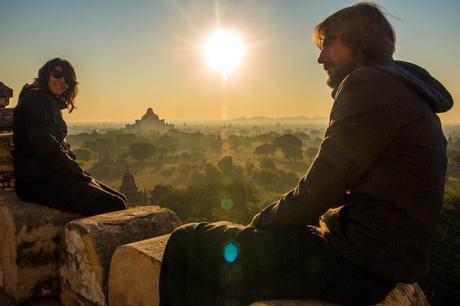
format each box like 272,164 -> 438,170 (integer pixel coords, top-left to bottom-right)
224,241 -> 239,263
204,29 -> 245,81
221,197 -> 234,210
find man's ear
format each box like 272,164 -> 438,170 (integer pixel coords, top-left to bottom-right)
354,44 -> 367,64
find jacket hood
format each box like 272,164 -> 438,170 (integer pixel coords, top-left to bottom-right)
18,82 -> 41,103
373,60 -> 453,113
18,82 -> 68,110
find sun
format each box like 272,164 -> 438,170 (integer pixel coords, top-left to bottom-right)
204,29 -> 245,82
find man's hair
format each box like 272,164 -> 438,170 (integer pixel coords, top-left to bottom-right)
36,58 -> 79,112
313,2 -> 396,64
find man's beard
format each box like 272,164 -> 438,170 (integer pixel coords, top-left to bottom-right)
325,59 -> 361,89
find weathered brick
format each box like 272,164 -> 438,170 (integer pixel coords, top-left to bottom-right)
0,191 -> 80,303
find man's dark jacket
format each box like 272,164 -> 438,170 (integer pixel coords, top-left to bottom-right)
13,84 -> 89,186
250,60 -> 453,283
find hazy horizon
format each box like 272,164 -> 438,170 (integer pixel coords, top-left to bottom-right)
1,0 -> 459,123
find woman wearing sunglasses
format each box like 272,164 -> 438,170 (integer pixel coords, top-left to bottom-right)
13,58 -> 127,216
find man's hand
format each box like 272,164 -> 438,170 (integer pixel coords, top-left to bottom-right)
248,212 -> 261,228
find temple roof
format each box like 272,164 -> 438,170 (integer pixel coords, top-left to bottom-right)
125,107 -> 174,132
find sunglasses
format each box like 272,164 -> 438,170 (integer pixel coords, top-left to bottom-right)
51,69 -> 75,85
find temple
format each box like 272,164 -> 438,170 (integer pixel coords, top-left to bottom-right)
125,108 -> 174,132
119,166 -> 147,207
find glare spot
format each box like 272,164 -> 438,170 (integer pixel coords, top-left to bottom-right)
204,29 -> 245,82
221,197 -> 234,210
224,241 -> 239,263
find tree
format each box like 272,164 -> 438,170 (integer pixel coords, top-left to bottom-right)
129,142 -> 155,161
294,132 -> 311,143
228,134 -> 243,151
252,133 -> 278,143
150,184 -> 173,204
82,137 -> 114,156
115,132 -> 138,148
285,146 -> 303,161
206,136 -> 223,153
178,161 -> 194,179
273,134 -> 303,161
217,156 -> 243,179
156,146 -> 169,160
305,146 -> 318,159
260,159 -> 277,170
217,180 -> 260,223
73,147 -> 93,161
254,143 -> 276,157
273,134 -> 302,149
204,163 -> 221,181
245,161 -> 255,176
309,129 -> 322,137
251,168 -> 298,192
189,150 -> 206,163
157,134 -> 178,151
217,156 -> 234,175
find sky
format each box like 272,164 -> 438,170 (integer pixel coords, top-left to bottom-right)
1,0 -> 459,123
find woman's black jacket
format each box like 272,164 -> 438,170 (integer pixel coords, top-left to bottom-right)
13,84 -> 90,183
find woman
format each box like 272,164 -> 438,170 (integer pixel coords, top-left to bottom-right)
13,58 -> 127,216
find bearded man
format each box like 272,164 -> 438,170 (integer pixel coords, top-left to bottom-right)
159,3 -> 453,306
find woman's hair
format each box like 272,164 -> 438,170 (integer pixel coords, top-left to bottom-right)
36,58 -> 79,112
313,2 -> 396,64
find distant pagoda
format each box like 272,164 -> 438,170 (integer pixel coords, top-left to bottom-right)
119,166 -> 146,207
125,107 -> 174,132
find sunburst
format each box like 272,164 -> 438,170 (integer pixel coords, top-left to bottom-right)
204,29 -> 245,82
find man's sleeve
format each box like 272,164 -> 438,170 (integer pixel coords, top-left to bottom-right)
250,68 -> 401,230
24,97 -> 90,180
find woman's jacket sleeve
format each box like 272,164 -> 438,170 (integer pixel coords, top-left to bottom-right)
23,95 -> 90,181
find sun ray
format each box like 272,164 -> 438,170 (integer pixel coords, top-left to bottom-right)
204,29 -> 246,82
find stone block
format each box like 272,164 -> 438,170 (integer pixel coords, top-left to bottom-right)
59,206 -> 181,306
0,108 -> 13,129
108,234 -> 170,306
0,191 -> 80,303
250,283 -> 429,306
0,131 -> 14,190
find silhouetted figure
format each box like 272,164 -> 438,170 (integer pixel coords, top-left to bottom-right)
13,58 -> 127,216
160,3 -> 453,306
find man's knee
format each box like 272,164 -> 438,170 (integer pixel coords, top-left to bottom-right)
169,223 -> 200,242
163,223 -> 200,258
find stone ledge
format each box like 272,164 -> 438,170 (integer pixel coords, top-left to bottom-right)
0,191 -> 80,304
108,234 -> 170,306
250,301 -> 337,306
250,283 -> 429,306
59,206 -> 181,306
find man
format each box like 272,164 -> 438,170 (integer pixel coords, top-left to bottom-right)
160,3 -> 453,306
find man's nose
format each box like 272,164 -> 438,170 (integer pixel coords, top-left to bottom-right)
317,50 -> 326,64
